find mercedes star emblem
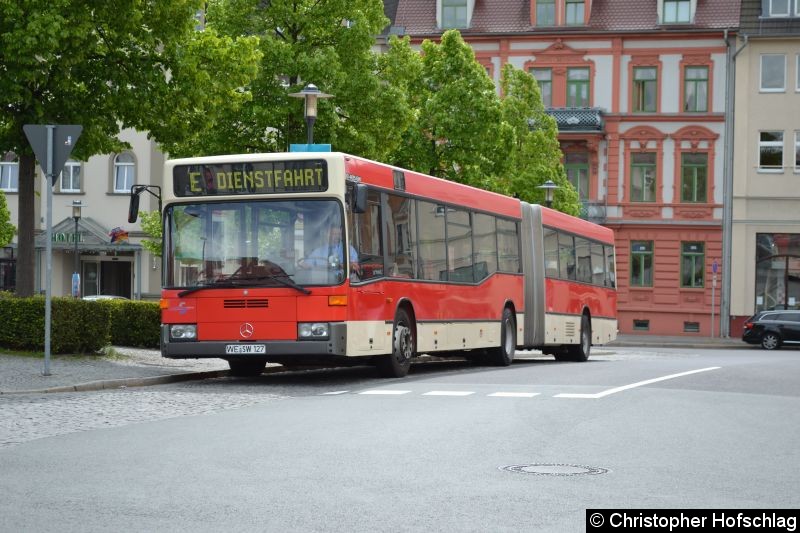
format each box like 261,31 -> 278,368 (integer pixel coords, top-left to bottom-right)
240,322 -> 254,338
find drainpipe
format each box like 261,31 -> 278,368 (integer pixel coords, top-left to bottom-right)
721,30 -> 749,338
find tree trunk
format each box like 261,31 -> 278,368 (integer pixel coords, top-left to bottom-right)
15,154 -> 36,297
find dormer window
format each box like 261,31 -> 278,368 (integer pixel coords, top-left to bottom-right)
565,0 -> 585,25
663,0 -> 691,23
536,0 -> 556,26
442,0 -> 468,29
768,0 -> 790,17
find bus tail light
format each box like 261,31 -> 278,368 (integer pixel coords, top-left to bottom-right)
298,323 -> 330,339
328,295 -> 347,306
170,324 -> 197,340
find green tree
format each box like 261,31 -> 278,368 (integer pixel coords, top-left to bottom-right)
499,64 -> 580,215
138,211 -> 162,258
386,31 -> 579,215
0,0 -> 261,296
0,190 -> 15,248
173,0 -> 412,161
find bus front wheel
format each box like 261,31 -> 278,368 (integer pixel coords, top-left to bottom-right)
487,307 -> 515,366
567,314 -> 591,362
376,308 -> 414,378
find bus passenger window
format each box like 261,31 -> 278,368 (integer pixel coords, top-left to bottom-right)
385,194 -> 417,279
353,190 -> 384,280
418,201 -> 446,281
473,213 -> 498,281
591,242 -> 605,286
498,219 -> 520,273
559,232 -> 576,280
543,228 -> 559,278
575,237 -> 592,283
447,208 -> 473,282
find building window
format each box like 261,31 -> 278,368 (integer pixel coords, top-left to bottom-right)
442,0 -> 468,29
630,152 -> 657,202
759,131 -> 784,172
755,233 -> 800,312
684,66 -> 708,112
797,0 -> 800,16
681,242 -> 704,288
681,153 -> 708,203
0,152 -> 19,192
633,319 -> 650,331
796,55 -> 800,91
565,0 -> 585,25
768,0 -> 790,16
760,54 -> 786,92
565,152 -> 589,201
60,159 -> 81,193
531,68 -> 552,107
536,0 -> 555,26
633,67 -> 658,112
683,322 -> 700,333
663,0 -> 691,23
566,67 -> 590,107
630,241 -> 654,287
114,152 -> 136,193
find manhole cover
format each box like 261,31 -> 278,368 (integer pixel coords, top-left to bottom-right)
500,463 -> 609,476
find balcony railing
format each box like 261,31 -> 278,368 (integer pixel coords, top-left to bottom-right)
579,201 -> 607,223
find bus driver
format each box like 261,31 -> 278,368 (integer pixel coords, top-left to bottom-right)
299,226 -> 360,275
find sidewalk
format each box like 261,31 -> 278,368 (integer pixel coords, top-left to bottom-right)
0,335 -> 747,395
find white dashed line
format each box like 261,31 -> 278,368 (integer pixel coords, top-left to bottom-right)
358,390 -> 412,395
554,366 -> 722,399
487,392 -> 540,398
422,391 -> 475,396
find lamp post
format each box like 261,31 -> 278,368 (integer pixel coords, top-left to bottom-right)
537,180 -> 558,208
289,83 -> 333,145
70,200 -> 84,297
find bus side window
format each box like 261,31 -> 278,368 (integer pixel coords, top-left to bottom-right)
418,201 -> 446,281
385,194 -> 417,279
543,228 -> 559,278
558,232 -> 576,280
575,237 -> 592,284
591,241 -> 605,286
605,245 -> 616,288
497,218 -> 520,273
353,190 -> 384,280
473,213 -> 498,281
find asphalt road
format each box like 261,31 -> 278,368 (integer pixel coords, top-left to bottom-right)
1,346 -> 798,532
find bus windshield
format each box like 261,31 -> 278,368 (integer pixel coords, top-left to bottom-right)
164,199 -> 349,289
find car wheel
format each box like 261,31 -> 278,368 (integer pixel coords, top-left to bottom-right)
761,332 -> 781,350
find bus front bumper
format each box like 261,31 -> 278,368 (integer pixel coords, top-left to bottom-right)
161,323 -> 348,361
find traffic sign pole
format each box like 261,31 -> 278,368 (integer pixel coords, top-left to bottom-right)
23,124 -> 82,377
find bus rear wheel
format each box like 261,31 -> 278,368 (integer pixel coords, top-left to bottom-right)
227,358 -> 267,377
487,307 -> 515,366
376,308 -> 414,378
567,314 -> 591,362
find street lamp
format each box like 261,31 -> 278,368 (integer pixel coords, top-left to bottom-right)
537,180 -> 558,208
70,200 -> 84,297
289,83 -> 334,145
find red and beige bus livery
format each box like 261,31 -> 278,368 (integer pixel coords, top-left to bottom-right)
135,151 -> 616,377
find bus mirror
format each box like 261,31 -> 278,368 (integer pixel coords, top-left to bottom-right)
353,184 -> 367,214
127,192 -> 140,223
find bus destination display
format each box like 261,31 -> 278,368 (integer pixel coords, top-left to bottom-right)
173,160 -> 328,197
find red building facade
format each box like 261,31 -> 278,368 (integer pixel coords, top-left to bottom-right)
387,0 -> 739,335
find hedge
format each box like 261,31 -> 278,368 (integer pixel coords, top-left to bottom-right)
0,296 -> 160,354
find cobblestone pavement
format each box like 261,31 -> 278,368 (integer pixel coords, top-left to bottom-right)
0,387 -> 288,450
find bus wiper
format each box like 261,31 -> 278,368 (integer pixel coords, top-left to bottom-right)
177,280 -> 239,298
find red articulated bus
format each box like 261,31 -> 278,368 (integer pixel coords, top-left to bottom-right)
138,152 -> 616,377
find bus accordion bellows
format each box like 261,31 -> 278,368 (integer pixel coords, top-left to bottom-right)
144,151 -> 617,378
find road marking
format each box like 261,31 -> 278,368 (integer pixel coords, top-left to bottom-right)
422,391 -> 475,396
554,366 -> 722,399
358,389 -> 412,395
320,391 -> 350,395
488,392 -> 540,398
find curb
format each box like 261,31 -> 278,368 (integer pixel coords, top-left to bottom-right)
0,359 -> 309,395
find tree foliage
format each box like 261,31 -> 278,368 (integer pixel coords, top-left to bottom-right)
0,0 -> 261,295
0,191 -> 14,248
173,0 -> 412,161
138,210 -> 162,258
385,31 -> 579,216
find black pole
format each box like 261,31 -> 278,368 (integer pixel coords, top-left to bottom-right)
306,116 -> 315,145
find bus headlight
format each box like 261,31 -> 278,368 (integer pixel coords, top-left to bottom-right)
170,324 -> 197,340
298,322 -> 330,340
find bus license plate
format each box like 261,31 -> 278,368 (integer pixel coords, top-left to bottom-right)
225,344 -> 266,355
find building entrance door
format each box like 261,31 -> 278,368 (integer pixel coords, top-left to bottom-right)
82,260 -> 132,298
